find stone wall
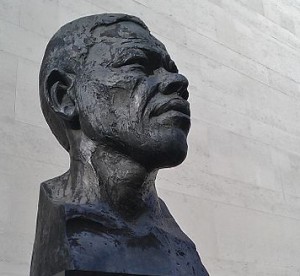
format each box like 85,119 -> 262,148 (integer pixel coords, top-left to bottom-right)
0,0 -> 300,275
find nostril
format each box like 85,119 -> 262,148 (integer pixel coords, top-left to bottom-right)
167,82 -> 182,95
162,81 -> 187,96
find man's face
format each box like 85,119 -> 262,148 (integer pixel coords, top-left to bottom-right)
76,21 -> 190,169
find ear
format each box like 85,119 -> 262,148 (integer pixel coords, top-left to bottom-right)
46,69 -> 77,121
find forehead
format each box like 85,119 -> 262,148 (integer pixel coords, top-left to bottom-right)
86,21 -> 169,64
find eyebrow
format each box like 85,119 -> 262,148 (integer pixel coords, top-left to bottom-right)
118,39 -> 165,56
113,47 -> 147,63
113,43 -> 178,72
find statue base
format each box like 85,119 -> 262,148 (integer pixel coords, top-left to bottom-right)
54,271 -> 154,276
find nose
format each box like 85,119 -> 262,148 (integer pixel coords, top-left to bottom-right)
158,73 -> 189,100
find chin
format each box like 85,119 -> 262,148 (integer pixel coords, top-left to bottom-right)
161,129 -> 188,168
137,127 -> 189,169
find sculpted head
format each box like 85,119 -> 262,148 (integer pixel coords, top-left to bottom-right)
40,14 -> 190,170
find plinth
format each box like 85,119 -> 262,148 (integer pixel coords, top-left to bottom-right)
54,271 -> 158,276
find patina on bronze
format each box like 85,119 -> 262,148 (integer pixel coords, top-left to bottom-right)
30,14 -> 209,276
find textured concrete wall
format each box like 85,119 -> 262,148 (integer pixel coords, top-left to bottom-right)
0,0 -> 300,275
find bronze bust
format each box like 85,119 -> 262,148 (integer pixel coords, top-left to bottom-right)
30,14 -> 209,276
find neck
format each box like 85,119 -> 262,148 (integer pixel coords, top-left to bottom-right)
65,131 -> 161,219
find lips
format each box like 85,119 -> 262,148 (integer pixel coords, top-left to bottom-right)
150,98 -> 190,118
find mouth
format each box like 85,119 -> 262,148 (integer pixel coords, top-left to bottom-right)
150,98 -> 190,118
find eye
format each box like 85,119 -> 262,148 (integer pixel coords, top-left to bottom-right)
116,55 -> 152,74
168,60 -> 178,73
123,56 -> 148,68
113,54 -> 148,69
163,55 -> 178,73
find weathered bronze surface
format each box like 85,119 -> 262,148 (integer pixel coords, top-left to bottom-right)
54,271 -> 151,276
30,14 -> 209,276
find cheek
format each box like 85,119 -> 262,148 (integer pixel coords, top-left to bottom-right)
77,84 -> 108,117
128,78 -> 157,126
110,76 -> 146,122
75,83 -> 110,139
76,73 -> 147,137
